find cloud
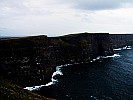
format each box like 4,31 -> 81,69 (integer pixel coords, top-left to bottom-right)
0,0 -> 72,18
1,0 -> 133,19
0,0 -> 133,36
58,0 -> 133,10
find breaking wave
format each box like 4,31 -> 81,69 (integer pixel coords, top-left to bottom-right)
24,46 -> 131,91
114,46 -> 131,51
24,66 -> 63,91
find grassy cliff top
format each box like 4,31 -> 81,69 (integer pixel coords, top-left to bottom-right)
0,77 -> 55,100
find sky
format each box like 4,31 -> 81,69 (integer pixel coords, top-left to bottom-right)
1,0 -> 133,36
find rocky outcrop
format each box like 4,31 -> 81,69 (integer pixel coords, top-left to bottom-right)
0,33 -> 132,87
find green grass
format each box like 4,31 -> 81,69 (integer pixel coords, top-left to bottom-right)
0,77 -> 55,100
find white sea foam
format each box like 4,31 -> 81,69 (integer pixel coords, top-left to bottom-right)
90,56 -> 101,62
52,71 -> 63,78
90,53 -> 121,63
24,66 -> 63,91
113,48 -> 122,51
24,85 -> 45,91
114,46 -> 132,51
125,47 -> 132,50
123,46 -> 132,50
101,54 -> 121,58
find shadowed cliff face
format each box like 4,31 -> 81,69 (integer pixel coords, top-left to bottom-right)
110,34 -> 133,48
0,36 -> 55,87
0,33 -> 132,87
48,33 -> 113,66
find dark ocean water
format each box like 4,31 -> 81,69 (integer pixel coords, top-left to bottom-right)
25,48 -> 133,100
46,48 -> 133,100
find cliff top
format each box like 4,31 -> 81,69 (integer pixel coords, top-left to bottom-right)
0,35 -> 47,41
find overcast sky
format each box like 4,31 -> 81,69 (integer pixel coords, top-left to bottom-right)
1,0 -> 133,36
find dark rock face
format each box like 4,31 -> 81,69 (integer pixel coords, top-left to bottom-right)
48,33 -> 113,66
0,36 -> 55,87
0,33 -> 132,87
110,34 -> 133,48
95,33 -> 114,56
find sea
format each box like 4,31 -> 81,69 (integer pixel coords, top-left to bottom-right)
25,46 -> 133,100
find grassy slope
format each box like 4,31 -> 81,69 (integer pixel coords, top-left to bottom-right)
0,77 -> 55,100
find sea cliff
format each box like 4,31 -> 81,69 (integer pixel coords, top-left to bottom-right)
0,33 -> 133,87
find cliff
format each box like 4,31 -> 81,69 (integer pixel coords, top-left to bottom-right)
0,35 -> 55,87
0,33 -> 133,88
48,33 -> 113,66
110,34 -> 133,48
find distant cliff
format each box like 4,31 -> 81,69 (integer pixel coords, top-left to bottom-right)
110,34 -> 133,48
0,33 -> 133,87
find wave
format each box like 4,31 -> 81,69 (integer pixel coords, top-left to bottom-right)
24,46 -> 131,91
24,53 -> 121,91
24,66 -> 63,91
114,46 -> 132,51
